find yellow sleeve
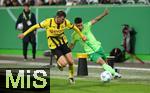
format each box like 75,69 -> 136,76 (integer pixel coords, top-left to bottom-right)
23,24 -> 40,36
23,18 -> 50,36
39,18 -> 50,28
65,19 -> 84,38
65,19 -> 74,29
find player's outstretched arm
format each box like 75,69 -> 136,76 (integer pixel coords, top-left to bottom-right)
18,24 -> 41,39
91,8 -> 109,25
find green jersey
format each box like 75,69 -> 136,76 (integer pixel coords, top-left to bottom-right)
71,22 -> 101,54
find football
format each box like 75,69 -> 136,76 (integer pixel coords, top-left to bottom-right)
17,23 -> 23,30
100,71 -> 112,82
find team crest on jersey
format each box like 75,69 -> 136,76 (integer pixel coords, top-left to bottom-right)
61,25 -> 65,29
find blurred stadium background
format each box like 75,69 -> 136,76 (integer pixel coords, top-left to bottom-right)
0,0 -> 150,93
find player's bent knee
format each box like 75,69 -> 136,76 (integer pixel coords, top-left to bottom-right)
61,62 -> 67,67
58,56 -> 68,67
58,61 -> 67,67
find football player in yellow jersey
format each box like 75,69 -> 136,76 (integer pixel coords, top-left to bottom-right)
18,10 -> 86,84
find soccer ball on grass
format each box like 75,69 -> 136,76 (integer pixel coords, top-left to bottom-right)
100,71 -> 112,82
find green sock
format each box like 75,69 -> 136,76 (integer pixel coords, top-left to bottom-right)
102,64 -> 116,75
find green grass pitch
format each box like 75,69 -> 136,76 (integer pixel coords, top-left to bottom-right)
50,78 -> 150,93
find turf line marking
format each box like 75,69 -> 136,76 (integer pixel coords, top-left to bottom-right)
0,60 -> 49,66
115,67 -> 150,71
6,8 -> 17,22
1,60 -> 150,71
65,7 -> 71,14
87,65 -> 150,71
35,7 -> 46,50
52,63 -> 150,71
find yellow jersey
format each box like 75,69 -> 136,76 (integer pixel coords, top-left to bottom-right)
23,18 -> 84,49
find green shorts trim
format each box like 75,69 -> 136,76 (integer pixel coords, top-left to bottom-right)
89,47 -> 107,63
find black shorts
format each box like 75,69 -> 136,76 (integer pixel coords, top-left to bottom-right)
51,44 -> 71,60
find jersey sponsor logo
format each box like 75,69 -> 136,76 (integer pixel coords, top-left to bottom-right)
49,29 -> 63,34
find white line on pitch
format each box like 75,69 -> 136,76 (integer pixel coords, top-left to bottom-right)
6,8 -> 17,22
65,7 -> 71,14
0,60 -> 49,66
52,63 -> 150,71
1,60 -> 150,71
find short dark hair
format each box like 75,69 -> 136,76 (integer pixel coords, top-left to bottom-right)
74,17 -> 82,24
56,10 -> 66,18
23,3 -> 30,7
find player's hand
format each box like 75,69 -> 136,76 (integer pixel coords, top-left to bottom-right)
103,8 -> 109,16
69,43 -> 74,50
18,33 -> 25,39
82,35 -> 87,41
